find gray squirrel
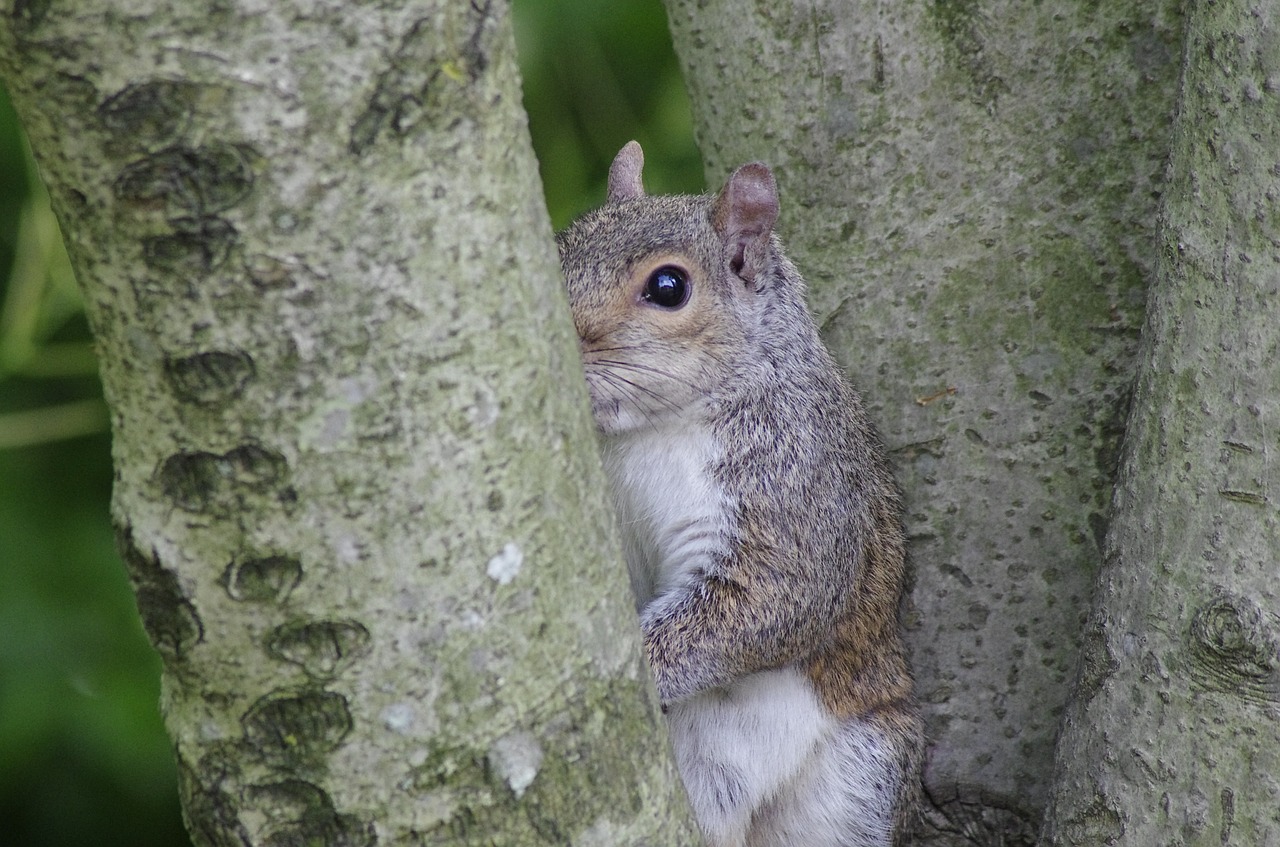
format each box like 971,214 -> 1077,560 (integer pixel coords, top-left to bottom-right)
557,141 -> 922,847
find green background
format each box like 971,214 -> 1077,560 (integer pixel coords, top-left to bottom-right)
0,1 -> 700,843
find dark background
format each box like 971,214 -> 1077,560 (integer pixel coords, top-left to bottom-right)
0,1 -> 701,843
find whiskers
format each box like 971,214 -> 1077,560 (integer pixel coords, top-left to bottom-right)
582,343 -> 715,429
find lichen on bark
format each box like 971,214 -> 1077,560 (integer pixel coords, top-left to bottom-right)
1041,1 -> 1280,842
0,0 -> 697,843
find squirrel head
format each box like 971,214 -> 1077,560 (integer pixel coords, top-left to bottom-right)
557,141 -> 787,435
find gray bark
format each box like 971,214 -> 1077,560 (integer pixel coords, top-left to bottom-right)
1041,1 -> 1280,843
0,1 -> 696,844
663,0 -> 1182,840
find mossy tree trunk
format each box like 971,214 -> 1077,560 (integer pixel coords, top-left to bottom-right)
1041,1 -> 1280,843
0,1 -> 696,844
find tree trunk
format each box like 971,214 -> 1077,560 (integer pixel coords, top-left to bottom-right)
1041,1 -> 1280,843
663,0 -> 1182,840
0,1 -> 696,844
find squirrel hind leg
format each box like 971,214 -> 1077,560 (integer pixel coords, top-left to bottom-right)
665,668 -> 833,847
746,716 -> 902,847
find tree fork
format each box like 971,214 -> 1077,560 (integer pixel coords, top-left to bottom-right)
1041,1 -> 1280,843
662,1 -> 1183,841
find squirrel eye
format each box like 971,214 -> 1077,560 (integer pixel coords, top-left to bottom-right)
642,265 -> 690,309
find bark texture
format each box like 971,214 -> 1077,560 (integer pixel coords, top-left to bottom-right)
663,0 -> 1182,840
1042,1 -> 1280,843
0,1 -> 696,844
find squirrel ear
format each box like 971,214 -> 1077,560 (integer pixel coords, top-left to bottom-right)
712,163 -> 779,283
607,141 -> 646,203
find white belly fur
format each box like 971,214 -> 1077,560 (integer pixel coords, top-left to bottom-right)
600,421 -> 730,608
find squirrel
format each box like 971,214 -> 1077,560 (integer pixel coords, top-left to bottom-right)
556,141 -> 923,847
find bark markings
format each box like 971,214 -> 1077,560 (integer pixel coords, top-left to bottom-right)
1,0 -> 696,843
1041,0 -> 1280,843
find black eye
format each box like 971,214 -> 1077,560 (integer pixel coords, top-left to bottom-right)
643,266 -> 689,309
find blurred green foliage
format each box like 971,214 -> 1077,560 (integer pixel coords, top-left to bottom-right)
514,0 -> 703,227
0,1 -> 699,844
